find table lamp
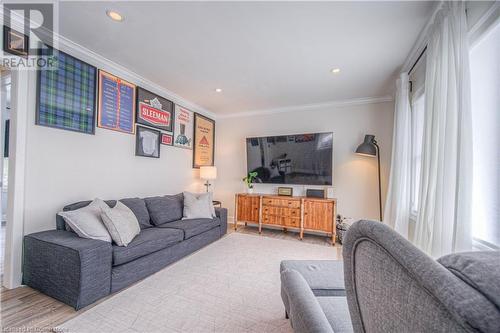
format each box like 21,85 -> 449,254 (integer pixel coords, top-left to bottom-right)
200,166 -> 217,192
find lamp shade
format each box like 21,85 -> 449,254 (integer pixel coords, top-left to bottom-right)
200,166 -> 217,180
356,134 -> 377,157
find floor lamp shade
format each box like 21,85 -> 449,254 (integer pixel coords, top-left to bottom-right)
356,135 -> 377,156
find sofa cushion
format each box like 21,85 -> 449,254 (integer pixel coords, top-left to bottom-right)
112,227 -> 183,266
438,251 -> 500,309
280,260 -> 345,296
158,218 -> 220,239
317,297 -> 353,333
119,198 -> 152,229
145,194 -> 183,226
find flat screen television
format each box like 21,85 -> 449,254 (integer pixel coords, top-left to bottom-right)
246,132 -> 333,185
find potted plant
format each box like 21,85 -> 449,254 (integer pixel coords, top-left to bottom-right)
243,171 -> 258,193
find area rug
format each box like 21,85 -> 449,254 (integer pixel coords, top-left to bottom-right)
56,233 -> 341,333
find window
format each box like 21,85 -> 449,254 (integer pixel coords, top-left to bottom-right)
410,93 -> 425,216
470,21 -> 500,248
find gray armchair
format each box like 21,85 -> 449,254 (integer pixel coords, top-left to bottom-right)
343,220 -> 500,333
281,220 -> 500,332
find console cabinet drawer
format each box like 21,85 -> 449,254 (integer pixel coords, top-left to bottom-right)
262,206 -> 300,217
262,198 -> 301,209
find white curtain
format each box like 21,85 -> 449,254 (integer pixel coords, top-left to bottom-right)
383,73 -> 412,238
413,1 -> 473,257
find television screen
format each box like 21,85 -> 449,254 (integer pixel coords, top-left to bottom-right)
246,132 -> 333,185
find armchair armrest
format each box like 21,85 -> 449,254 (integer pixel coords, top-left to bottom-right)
23,230 -> 112,310
281,269 -> 334,333
215,207 -> 228,236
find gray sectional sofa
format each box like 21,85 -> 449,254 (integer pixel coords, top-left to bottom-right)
281,220 -> 500,333
23,195 -> 227,310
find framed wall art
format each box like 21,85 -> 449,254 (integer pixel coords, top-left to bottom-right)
36,47 -> 97,134
173,105 -> 194,150
135,125 -> 160,158
97,70 -> 136,134
3,26 -> 28,57
160,133 -> 173,146
136,87 -> 174,132
193,113 -> 215,168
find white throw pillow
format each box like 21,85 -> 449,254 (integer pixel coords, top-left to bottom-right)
100,201 -> 140,246
183,192 -> 215,219
58,198 -> 111,242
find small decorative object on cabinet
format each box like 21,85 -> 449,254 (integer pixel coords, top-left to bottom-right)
278,187 -> 293,196
242,171 -> 258,194
234,193 -> 337,245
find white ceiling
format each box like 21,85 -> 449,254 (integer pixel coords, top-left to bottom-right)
59,1 -> 432,115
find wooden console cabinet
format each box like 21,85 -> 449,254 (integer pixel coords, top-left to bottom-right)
234,193 -> 337,245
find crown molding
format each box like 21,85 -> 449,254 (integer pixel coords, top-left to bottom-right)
217,95 -> 394,119
2,8 -> 217,120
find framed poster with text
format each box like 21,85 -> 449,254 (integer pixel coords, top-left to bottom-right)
173,105 -> 194,150
193,113 -> 215,168
97,70 -> 136,134
136,87 -> 174,132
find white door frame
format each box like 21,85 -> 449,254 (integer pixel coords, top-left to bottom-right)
3,68 -> 29,289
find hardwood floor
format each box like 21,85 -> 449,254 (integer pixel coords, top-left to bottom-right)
1,223 -> 340,332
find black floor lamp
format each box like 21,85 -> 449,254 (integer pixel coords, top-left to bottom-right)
356,134 -> 383,221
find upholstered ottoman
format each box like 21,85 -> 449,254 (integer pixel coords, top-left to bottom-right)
280,260 -> 345,317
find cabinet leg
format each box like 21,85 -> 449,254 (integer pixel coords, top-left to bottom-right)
283,227 -> 288,233
331,233 -> 336,246
245,222 -> 247,226
234,222 -> 237,231
259,224 -> 262,234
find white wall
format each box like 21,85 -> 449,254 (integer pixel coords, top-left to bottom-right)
214,101 -> 394,221
20,50 -> 213,235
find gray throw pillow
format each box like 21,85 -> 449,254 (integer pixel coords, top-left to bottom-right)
58,198 -> 111,242
145,194 -> 183,225
182,192 -> 214,219
100,201 -> 141,246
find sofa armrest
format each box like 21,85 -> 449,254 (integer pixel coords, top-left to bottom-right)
215,207 -> 228,236
23,230 -> 112,310
281,269 -> 334,333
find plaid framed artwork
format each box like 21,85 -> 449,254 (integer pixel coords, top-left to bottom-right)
36,46 -> 97,134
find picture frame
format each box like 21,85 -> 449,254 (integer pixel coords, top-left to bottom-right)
135,125 -> 160,158
97,70 -> 136,134
173,105 -> 194,150
136,87 -> 174,132
3,26 -> 28,57
160,133 -> 173,146
193,113 -> 215,168
36,46 -> 97,134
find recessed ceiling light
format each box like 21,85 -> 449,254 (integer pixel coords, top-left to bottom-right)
331,68 -> 341,74
106,10 -> 124,22
215,88 -> 222,93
